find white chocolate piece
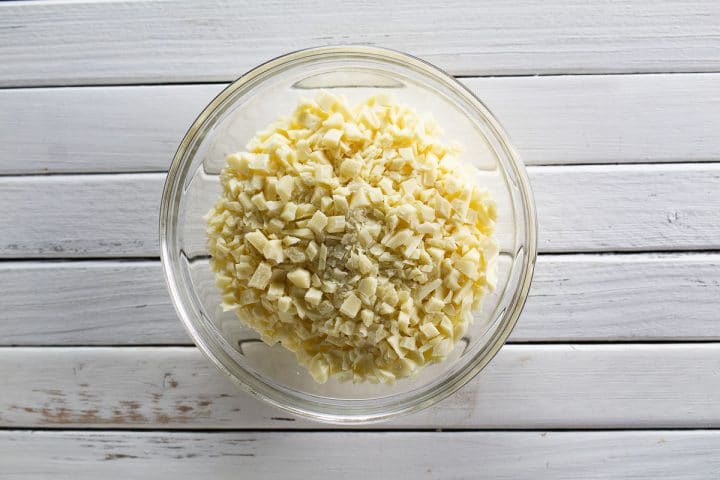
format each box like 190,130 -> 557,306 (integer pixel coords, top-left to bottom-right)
339,158 -> 362,178
339,293 -> 362,318
322,129 -> 343,148
262,239 -> 284,264
326,216 -> 346,233
305,288 -> 323,306
276,175 -> 295,203
287,268 -> 311,289
358,277 -> 377,297
308,210 -> 329,234
245,230 -> 268,253
247,262 -> 272,290
420,323 -> 440,338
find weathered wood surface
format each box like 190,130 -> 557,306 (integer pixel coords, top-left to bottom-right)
2,0 -> 719,87
2,345 -> 719,429
2,74 -> 719,174
3,1 -> 720,474
2,430 -> 719,480
2,253 -> 718,345
1,164 -> 718,258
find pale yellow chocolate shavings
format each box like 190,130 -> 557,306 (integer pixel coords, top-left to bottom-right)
205,92 -> 497,384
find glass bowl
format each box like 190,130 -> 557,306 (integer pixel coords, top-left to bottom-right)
160,46 -> 537,423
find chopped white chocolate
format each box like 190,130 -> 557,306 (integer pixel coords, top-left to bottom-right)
322,129 -> 344,148
332,194 -> 349,214
349,188 -> 369,209
356,253 -> 373,275
339,158 -> 362,178
344,122 -> 364,142
360,308 -> 375,327
340,293 -> 362,318
245,230 -> 268,253
457,248 -> 481,280
277,295 -> 292,312
276,175 -> 295,203
420,322 -> 440,338
305,241 -> 318,261
267,281 -> 285,301
305,287 -> 323,306
326,216 -> 346,233
280,202 -> 297,222
247,262 -> 272,290
425,296 -> 445,313
358,277 -> 378,298
308,210 -> 329,234
262,239 -> 284,264
206,92 -> 497,385
287,268 -> 311,289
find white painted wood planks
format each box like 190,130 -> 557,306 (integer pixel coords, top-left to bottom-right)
2,254 -> 719,345
1,0 -> 719,86
2,345 -> 719,429
2,430 -> 719,479
1,74 -> 719,174
1,165 -> 718,257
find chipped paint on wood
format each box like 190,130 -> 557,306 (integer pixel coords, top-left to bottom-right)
3,346 -> 720,429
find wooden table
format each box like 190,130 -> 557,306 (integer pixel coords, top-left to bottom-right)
2,1 -> 720,478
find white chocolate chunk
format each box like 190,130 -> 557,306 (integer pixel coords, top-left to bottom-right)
425,296 -> 445,313
262,239 -> 284,264
360,309 -> 375,326
323,112 -> 345,129
276,175 -> 295,203
251,192 -> 268,210
420,323 -> 440,338
339,158 -> 362,178
457,248 -> 481,280
326,215 -> 346,233
280,202 -> 297,222
305,288 -> 323,306
356,253 -> 373,275
358,277 -> 378,297
248,153 -> 270,172
349,189 -> 369,209
245,230 -> 268,252
332,194 -> 349,214
267,281 -> 285,301
277,296 -> 292,312
308,210 -> 329,234
340,293 -> 362,318
344,122 -> 365,141
247,262 -> 272,290
287,268 -> 311,289
322,129 -> 344,148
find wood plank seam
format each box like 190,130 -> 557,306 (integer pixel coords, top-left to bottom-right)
2,0 -> 719,85
2,73 -> 719,173
2,345 -> 720,429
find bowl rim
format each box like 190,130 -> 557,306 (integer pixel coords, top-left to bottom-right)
160,45 -> 538,424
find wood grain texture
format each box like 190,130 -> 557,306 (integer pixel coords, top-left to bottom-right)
1,430 -> 719,479
0,260 -> 179,345
0,174 -> 163,257
2,254 -> 719,345
0,85 -> 217,174
519,254 -> 720,341
1,0 -> 719,87
530,164 -> 720,253
1,164 -> 718,257
2,74 -> 719,174
2,345 -> 720,429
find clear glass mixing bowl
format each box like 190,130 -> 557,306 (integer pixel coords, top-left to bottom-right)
160,46 -> 537,423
